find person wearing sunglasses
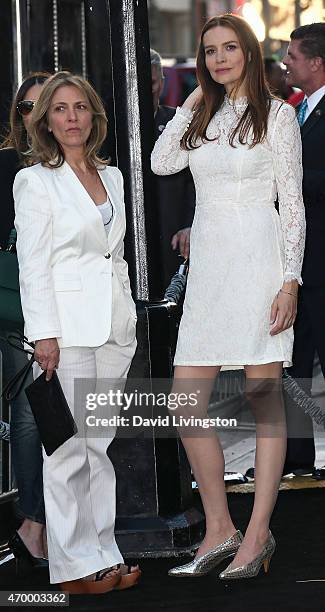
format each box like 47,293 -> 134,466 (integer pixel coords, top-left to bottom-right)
17,99 -> 36,116
0,73 -> 50,249
0,72 -> 50,572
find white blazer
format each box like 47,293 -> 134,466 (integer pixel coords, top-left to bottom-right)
13,162 -> 137,348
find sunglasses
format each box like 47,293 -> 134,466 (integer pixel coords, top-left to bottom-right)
17,100 -> 36,116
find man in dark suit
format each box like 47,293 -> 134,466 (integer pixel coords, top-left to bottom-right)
151,49 -> 195,290
282,23 -> 325,473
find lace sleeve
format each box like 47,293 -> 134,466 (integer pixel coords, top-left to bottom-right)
151,107 -> 193,175
271,103 -> 306,285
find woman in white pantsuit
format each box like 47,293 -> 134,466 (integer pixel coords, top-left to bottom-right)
14,72 -> 140,594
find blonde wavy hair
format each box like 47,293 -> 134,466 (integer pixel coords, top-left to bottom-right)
29,71 -> 108,168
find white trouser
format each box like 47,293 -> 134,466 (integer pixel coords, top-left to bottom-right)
33,330 -> 136,583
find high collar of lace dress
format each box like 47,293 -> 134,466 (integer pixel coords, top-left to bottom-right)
223,94 -> 248,110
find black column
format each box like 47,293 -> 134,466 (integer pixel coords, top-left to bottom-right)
18,0 -> 88,76
83,0 -> 116,162
107,0 -> 162,299
0,0 -> 14,134
19,0 -> 55,74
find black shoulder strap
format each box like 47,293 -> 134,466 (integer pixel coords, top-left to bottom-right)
0,332 -> 35,401
1,358 -> 34,402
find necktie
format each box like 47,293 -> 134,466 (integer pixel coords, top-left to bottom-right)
297,98 -> 308,126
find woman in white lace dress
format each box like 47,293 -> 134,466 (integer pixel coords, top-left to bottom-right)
151,14 -> 305,580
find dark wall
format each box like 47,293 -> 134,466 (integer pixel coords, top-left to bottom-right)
19,0 -> 55,73
0,1 -> 115,159
0,1 -> 14,139
19,0 -> 115,161
84,0 -> 115,162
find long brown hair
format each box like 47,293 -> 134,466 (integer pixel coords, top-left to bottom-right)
0,72 -> 50,157
182,14 -> 272,150
29,71 -> 108,169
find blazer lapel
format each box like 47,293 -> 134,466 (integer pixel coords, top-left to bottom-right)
59,161 -> 109,252
301,94 -> 325,139
97,168 -> 118,240
98,168 -> 124,253
55,162 -> 123,254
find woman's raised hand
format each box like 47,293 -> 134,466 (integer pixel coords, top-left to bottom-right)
34,338 -> 60,381
182,85 -> 203,112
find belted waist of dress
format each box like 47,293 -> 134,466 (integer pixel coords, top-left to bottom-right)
199,199 -> 277,209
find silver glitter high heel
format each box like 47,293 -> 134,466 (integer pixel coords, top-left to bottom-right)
219,530 -> 276,580
168,530 -> 243,577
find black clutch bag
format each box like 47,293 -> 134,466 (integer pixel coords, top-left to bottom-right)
25,371 -> 78,456
1,332 -> 78,456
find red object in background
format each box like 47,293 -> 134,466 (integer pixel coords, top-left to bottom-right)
161,64 -> 197,107
287,90 -> 304,107
161,63 -> 304,109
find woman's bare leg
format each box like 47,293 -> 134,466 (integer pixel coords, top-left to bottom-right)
230,362 -> 286,567
173,365 -> 236,558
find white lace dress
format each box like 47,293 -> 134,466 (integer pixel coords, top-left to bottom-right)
151,97 -> 305,367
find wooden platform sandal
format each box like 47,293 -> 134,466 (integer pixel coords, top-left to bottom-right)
114,564 -> 141,590
60,567 -> 121,594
